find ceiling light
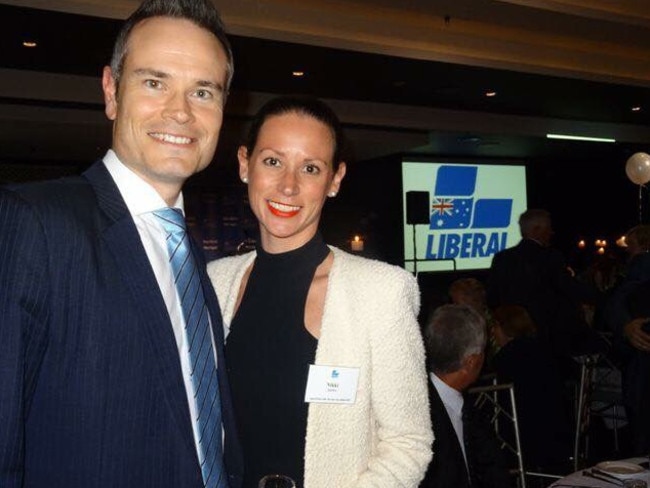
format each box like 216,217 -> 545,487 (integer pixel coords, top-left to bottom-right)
22,41 -> 37,48
485,90 -> 497,97
546,133 -> 615,143
632,106 -> 642,112
292,71 -> 304,77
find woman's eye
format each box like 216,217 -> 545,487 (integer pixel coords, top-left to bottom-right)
263,157 -> 281,167
304,164 -> 321,175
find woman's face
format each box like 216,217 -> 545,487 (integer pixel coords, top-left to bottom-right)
238,112 -> 346,253
491,322 -> 509,347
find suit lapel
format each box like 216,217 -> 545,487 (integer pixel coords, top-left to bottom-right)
83,161 -> 196,454
429,383 -> 471,486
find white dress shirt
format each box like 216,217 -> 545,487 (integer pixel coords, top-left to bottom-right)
103,149 -> 213,458
431,373 -> 469,469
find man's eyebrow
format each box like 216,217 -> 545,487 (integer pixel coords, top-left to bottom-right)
132,68 -> 223,92
133,68 -> 168,78
197,80 -> 224,93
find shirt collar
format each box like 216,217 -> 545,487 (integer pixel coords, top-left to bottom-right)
431,372 -> 464,415
102,149 -> 184,217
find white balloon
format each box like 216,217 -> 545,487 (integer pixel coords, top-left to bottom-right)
625,152 -> 650,185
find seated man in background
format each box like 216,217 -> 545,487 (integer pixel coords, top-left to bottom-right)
420,304 -> 510,488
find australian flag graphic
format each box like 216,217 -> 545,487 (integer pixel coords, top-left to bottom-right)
430,165 -> 512,230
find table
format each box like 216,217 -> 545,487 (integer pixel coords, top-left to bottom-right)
550,458 -> 650,487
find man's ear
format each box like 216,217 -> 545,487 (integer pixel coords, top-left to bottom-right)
102,66 -> 118,121
463,352 -> 485,384
460,354 -> 475,375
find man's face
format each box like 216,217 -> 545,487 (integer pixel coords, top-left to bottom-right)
102,17 -> 228,202
522,219 -> 554,246
535,218 -> 554,246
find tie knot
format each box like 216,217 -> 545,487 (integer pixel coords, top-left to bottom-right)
153,207 -> 186,235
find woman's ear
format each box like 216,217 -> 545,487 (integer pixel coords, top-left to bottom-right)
237,146 -> 249,182
328,162 -> 347,195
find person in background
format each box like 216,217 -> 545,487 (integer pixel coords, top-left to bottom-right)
619,280 -> 650,455
449,277 -> 489,315
449,277 -> 499,368
492,305 -> 573,474
207,96 -> 432,488
487,208 -> 603,374
0,1 -> 242,487
420,304 -> 510,488
622,224 -> 650,280
604,225 -> 650,455
605,224 -> 650,336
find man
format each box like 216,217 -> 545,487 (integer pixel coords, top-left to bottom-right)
420,304 -> 510,488
487,208 -> 601,360
0,1 -> 242,487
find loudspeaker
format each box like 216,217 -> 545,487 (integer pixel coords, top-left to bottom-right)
406,191 -> 430,224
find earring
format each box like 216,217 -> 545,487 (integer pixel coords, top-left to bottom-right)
241,177 -> 248,183
328,191 -> 337,197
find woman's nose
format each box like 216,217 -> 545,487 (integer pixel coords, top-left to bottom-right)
279,170 -> 299,196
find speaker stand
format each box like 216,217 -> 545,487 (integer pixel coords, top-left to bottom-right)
411,223 -> 418,276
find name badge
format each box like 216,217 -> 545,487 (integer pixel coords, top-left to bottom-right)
304,365 -> 359,404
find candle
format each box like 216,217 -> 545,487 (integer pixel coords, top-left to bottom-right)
578,240 -> 586,249
351,235 -> 364,252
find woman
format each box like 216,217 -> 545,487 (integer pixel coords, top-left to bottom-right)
207,96 -> 432,488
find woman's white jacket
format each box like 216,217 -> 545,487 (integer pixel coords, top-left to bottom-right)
207,246 -> 433,488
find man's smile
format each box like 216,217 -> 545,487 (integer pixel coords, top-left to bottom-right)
148,132 -> 194,145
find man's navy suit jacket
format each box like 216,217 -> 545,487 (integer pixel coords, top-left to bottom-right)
420,383 -> 510,488
0,161 -> 243,488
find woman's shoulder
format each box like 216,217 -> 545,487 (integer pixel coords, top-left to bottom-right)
330,246 -> 416,286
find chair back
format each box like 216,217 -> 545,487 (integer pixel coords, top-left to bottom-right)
468,382 -> 526,488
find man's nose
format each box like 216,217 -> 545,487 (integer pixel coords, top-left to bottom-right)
162,92 -> 193,124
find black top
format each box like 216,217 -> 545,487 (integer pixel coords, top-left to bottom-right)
226,233 -> 330,488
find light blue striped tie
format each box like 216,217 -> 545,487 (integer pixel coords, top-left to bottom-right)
154,208 -> 227,488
